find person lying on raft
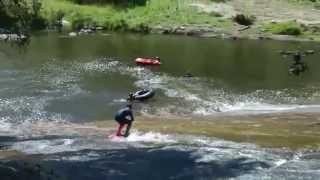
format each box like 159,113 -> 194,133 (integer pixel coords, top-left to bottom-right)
114,104 -> 134,137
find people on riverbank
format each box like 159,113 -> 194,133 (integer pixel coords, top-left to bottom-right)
114,104 -> 134,137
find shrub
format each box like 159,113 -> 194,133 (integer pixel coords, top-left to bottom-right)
104,19 -> 129,31
264,21 -> 303,36
70,15 -> 94,30
0,0 -> 45,33
233,14 -> 255,26
131,23 -> 150,33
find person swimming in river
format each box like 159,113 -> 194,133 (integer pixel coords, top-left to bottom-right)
289,52 -> 307,76
114,104 -> 134,137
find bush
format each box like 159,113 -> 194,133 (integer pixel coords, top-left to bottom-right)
104,19 -> 129,31
48,10 -> 65,27
233,14 -> 255,26
31,17 -> 47,30
131,23 -> 150,33
264,21 -> 303,36
70,15 -> 95,30
0,0 -> 45,33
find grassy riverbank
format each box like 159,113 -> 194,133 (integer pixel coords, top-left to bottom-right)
39,0 -> 320,41
95,113 -> 320,150
41,0 -> 231,32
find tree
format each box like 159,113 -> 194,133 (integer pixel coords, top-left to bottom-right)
0,0 -> 45,35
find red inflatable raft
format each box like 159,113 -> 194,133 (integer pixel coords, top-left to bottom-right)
135,58 -> 161,65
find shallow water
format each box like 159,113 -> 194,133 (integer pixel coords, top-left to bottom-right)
0,32 -> 320,179
2,127 -> 320,180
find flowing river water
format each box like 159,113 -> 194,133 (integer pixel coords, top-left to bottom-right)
0,32 -> 320,179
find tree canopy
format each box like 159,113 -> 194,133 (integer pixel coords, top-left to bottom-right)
0,0 -> 45,34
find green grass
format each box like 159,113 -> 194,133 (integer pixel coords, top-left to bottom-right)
263,21 -> 303,36
41,0 -> 231,31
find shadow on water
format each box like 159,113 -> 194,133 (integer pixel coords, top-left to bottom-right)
0,148 -> 270,180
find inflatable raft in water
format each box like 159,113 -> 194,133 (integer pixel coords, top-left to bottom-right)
132,89 -> 155,101
135,57 -> 161,65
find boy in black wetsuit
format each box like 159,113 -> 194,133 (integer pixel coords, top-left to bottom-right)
114,104 -> 134,137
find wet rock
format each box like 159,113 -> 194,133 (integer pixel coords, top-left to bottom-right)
269,35 -> 307,41
231,35 -> 239,40
151,26 -> 171,35
68,32 -> 78,37
199,33 -> 219,38
62,20 -> 71,27
279,50 -> 296,55
152,25 -> 217,37
96,26 -> 104,31
238,25 -> 250,32
0,34 -> 27,42
305,50 -> 315,55
78,28 -> 95,35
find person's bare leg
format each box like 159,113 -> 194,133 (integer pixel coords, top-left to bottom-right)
116,124 -> 125,136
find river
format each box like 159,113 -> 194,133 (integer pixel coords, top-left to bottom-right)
0,32 -> 320,179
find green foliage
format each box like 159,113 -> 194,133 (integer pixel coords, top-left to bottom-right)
41,0 -> 231,32
233,14 -> 255,26
66,0 -> 148,6
264,21 -> 303,36
46,10 -> 65,28
104,18 -> 129,31
0,0 -> 46,33
70,13 -> 96,30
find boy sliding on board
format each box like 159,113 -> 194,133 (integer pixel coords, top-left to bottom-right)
114,104 -> 134,137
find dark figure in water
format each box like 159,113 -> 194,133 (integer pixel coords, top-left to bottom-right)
127,93 -> 134,102
183,73 -> 194,78
293,52 -> 302,63
114,104 -> 134,137
289,52 -> 307,76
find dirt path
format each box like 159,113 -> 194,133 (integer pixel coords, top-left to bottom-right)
193,0 -> 320,24
229,0 -> 320,24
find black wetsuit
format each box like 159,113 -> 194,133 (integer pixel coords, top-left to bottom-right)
289,53 -> 307,75
293,53 -> 302,63
114,107 -> 134,125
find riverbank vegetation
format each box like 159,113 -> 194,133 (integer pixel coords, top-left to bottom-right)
38,0 -> 320,41
2,0 -> 320,41
0,0 -> 46,34
41,0 -> 231,32
263,21 -> 303,36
